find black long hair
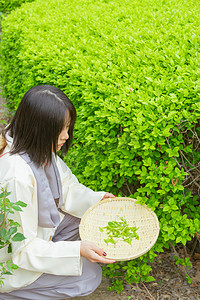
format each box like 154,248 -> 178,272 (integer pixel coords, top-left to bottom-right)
5,85 -> 76,166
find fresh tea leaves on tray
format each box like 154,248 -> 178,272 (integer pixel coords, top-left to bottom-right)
99,217 -> 139,245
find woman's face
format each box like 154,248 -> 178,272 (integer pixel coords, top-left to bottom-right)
57,111 -> 70,151
56,110 -> 71,151
57,125 -> 70,151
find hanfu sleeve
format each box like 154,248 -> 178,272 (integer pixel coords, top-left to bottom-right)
56,156 -> 106,218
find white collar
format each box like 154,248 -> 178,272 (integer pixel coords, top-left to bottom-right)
5,131 -> 13,148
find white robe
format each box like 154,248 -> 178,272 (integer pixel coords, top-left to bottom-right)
0,134 -> 105,292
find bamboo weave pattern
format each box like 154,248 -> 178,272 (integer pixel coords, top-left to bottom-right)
79,197 -> 160,261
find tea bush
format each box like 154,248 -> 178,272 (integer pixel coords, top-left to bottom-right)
1,0 -> 200,290
0,0 -> 34,13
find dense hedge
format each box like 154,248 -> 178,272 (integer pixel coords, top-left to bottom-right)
0,0 -> 34,13
1,0 -> 200,289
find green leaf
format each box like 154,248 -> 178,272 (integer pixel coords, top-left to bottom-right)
176,236 -> 182,243
0,214 -> 4,223
8,243 -> 12,253
163,206 -> 170,212
12,233 -> 26,242
7,227 -> 17,238
15,201 -> 27,208
0,228 -> 7,240
12,206 -> 23,212
146,276 -> 155,282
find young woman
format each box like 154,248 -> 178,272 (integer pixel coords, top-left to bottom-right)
0,85 -> 116,300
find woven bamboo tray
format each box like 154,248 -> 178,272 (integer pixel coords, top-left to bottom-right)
79,197 -> 160,261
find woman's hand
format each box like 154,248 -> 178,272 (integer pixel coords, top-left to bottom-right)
80,241 -> 116,264
102,192 -> 116,200
80,193 -> 117,264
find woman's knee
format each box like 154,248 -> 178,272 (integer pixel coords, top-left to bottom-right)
81,258 -> 102,294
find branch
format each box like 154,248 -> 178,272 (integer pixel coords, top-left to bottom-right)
190,128 -> 200,143
169,243 -> 190,278
141,281 -> 156,300
165,137 -> 182,168
125,181 -> 132,195
183,174 -> 200,188
179,148 -> 195,168
179,149 -> 200,191
186,163 -> 200,174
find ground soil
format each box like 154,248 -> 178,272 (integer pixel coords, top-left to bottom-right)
0,91 -> 199,300
73,249 -> 200,300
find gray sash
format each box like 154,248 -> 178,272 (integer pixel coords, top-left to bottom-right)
20,153 -> 63,228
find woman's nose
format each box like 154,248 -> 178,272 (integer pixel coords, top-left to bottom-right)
63,129 -> 69,140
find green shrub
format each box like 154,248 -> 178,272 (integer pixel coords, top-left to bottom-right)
1,0 -> 200,290
0,188 -> 26,286
0,0 -> 34,13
